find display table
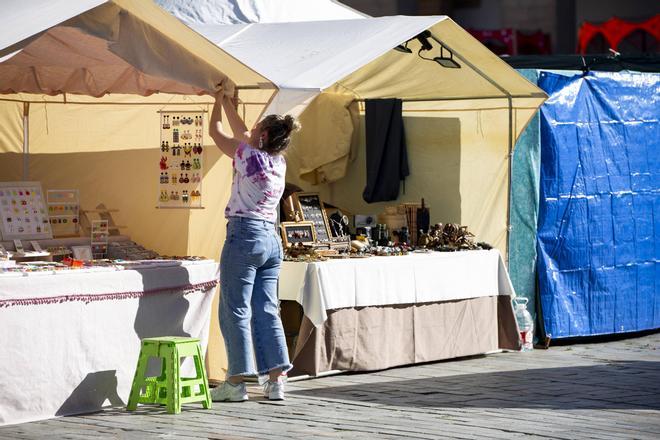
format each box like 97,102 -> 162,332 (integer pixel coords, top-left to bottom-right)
0,260 -> 219,426
279,250 -> 521,376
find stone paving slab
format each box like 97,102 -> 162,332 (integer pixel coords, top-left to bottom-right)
1,332 -> 658,439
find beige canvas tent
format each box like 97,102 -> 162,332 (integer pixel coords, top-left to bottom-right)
156,3 -> 547,378
0,0 -> 278,380
160,5 -> 547,257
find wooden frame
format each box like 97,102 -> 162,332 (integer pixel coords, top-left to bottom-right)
280,221 -> 317,247
292,192 -> 332,242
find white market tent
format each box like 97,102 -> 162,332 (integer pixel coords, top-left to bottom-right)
165,2 -> 548,381
0,0 -> 281,385
158,0 -> 546,254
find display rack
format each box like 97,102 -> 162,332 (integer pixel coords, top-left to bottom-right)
47,189 -> 80,238
91,220 -> 109,259
80,203 -> 126,237
157,110 -> 205,209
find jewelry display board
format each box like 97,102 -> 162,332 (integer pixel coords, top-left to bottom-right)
47,189 -> 80,237
0,182 -> 52,240
292,193 -> 332,242
91,220 -> 109,259
158,111 -> 204,208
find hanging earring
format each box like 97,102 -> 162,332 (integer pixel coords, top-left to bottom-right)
258,137 -> 264,149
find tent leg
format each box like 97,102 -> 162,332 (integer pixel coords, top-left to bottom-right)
22,102 -> 30,180
506,96 -> 513,267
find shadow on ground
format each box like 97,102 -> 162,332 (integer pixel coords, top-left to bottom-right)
56,371 -> 124,416
290,361 -> 660,410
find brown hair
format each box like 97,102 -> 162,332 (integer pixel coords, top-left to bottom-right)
259,114 -> 300,154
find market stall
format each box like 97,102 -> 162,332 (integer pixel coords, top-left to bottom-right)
0,0 -> 274,426
158,0 -> 547,379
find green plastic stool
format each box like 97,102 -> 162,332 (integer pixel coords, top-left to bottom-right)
127,337 -> 212,414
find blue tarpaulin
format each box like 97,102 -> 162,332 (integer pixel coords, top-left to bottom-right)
536,71 -> 660,339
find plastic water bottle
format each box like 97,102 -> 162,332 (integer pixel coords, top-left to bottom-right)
513,297 -> 534,351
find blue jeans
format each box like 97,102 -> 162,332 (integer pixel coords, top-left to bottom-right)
219,216 -> 292,377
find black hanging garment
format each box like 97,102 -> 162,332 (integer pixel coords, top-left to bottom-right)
362,98 -> 409,203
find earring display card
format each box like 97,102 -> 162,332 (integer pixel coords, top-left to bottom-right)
91,220 -> 109,259
47,189 -> 80,237
158,111 -> 204,208
0,181 -> 53,240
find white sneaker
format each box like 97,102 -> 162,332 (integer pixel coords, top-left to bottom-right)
263,379 -> 285,401
210,381 -> 248,402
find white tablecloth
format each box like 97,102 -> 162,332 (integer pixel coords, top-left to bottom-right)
0,260 -> 219,426
279,250 -> 514,326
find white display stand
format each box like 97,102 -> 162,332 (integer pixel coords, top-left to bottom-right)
46,189 -> 80,237
0,182 -> 52,240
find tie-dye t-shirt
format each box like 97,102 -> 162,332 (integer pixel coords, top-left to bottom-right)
225,143 -> 286,223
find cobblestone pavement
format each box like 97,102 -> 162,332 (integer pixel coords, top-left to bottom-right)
1,332 -> 658,439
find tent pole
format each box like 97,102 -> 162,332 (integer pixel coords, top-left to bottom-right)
506,96 -> 513,267
351,93 -> 545,103
22,102 -> 29,180
0,97 -> 269,107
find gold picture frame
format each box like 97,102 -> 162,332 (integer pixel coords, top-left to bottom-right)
280,221 -> 317,247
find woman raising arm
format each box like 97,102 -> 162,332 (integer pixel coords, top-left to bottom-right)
208,90 -> 300,401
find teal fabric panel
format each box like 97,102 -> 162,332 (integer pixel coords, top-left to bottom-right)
509,69 -> 541,326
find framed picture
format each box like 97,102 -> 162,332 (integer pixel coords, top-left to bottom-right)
292,192 -> 332,242
280,221 -> 316,247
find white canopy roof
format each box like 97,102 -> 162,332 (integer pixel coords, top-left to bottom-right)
216,16 -> 442,90
156,0 -> 364,25
157,1 -> 544,115
0,0 -> 274,98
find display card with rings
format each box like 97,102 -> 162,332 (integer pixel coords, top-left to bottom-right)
158,111 -> 205,208
0,181 -> 53,240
